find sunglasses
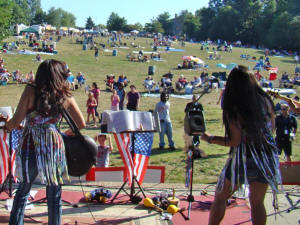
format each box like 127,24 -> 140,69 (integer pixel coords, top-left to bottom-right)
281,108 -> 288,111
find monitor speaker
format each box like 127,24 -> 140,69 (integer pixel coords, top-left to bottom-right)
184,110 -> 206,136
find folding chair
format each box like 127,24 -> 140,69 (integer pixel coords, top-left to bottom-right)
280,161 -> 300,212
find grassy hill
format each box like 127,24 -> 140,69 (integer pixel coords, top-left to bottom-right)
1,36 -> 299,184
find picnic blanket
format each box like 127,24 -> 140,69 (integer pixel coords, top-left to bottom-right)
142,93 -> 193,99
18,50 -> 54,55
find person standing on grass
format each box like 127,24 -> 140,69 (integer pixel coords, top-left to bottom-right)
94,47 -> 99,61
86,92 -> 97,127
111,89 -> 120,111
275,104 -> 297,162
3,59 -> 85,225
201,66 -> 281,225
155,92 -> 175,150
126,85 -> 140,111
91,82 -> 101,122
116,82 -> 125,110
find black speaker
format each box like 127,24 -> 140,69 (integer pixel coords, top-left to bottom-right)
184,110 -> 206,136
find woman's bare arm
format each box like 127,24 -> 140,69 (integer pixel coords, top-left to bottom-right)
65,97 -> 86,130
201,122 -> 242,147
5,85 -> 35,131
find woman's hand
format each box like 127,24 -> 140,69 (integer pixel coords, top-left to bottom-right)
201,132 -> 211,143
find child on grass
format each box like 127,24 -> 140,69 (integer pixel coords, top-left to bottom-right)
95,134 -> 113,167
86,92 -> 97,127
111,89 -> 120,111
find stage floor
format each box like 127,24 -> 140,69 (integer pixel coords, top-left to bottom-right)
0,183 -> 299,225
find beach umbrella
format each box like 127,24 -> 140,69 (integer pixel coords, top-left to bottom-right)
216,63 -> 226,69
191,57 -> 204,64
182,56 -> 192,61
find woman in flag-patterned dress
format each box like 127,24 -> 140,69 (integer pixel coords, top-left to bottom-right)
5,59 -> 85,225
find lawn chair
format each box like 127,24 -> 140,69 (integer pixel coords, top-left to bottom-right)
280,161 -> 300,212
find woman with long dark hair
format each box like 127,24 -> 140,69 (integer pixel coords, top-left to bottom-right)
4,59 -> 85,225
201,65 -> 281,225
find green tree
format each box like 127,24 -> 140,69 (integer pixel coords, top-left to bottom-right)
106,12 -> 127,31
13,0 -> 30,24
0,0 -> 13,41
183,13 -> 200,40
287,0 -> 300,16
85,16 -> 95,29
11,2 -> 29,25
208,5 -> 239,41
31,8 -> 46,24
144,19 -> 164,33
26,0 -> 42,24
96,24 -> 106,29
288,16 -> 300,50
123,23 -> 143,33
157,12 -> 172,34
45,7 -> 76,28
267,11 -> 291,49
196,7 -> 216,40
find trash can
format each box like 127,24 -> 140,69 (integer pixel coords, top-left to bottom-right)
112,49 -> 118,56
82,44 -> 87,50
148,65 -> 156,75
185,85 -> 193,94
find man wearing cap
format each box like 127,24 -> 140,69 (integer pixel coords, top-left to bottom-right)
275,104 -> 297,162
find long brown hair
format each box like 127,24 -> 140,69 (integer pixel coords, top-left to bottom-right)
222,65 -> 275,143
34,59 -> 71,117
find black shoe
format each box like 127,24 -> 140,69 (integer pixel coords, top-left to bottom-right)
159,146 -> 165,150
169,146 -> 176,150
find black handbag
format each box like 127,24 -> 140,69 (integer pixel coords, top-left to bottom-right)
61,109 -> 97,177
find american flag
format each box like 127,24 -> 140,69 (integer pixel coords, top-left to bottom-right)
0,129 -> 10,184
114,132 -> 153,185
0,129 -> 22,184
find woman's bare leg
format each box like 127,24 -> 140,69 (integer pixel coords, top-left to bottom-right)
249,182 -> 268,225
209,179 -> 237,225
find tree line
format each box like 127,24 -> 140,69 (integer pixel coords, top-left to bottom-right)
0,0 -> 76,40
1,0 -> 299,50
142,0 -> 300,50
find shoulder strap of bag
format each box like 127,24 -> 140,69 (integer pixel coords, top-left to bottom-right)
61,108 -> 82,136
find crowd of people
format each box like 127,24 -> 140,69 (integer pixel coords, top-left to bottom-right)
0,57 -> 35,85
1,32 -> 300,225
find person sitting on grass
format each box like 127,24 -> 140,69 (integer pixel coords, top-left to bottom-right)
13,69 -> 23,84
177,74 -> 188,89
191,76 -> 201,89
106,74 -> 115,90
144,76 -> 155,93
86,92 -> 97,127
25,70 -> 35,83
35,54 -> 42,62
118,74 -> 129,86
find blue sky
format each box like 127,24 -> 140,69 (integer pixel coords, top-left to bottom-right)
41,0 -> 209,27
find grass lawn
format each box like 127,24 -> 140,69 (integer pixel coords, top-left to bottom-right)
1,36 -> 299,184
